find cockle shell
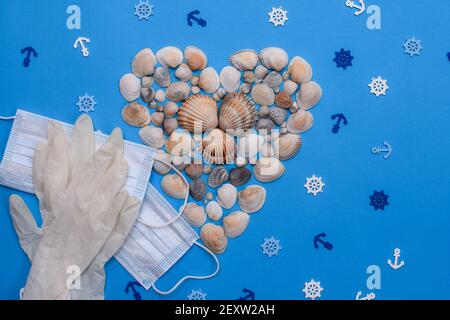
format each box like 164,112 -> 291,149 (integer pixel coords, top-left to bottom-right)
254,157 -> 285,182
283,80 -> 298,96
206,201 -> 223,221
185,164 -> 203,180
275,91 -> 293,109
165,81 -> 190,102
119,73 -> 141,102
151,112 -> 165,126
256,118 -> 275,131
259,105 -> 270,118
269,107 -> 288,125
164,101 -> 179,118
184,46 -> 208,71
238,185 -> 267,213
154,150 -> 171,174
166,130 -> 193,157
287,110 -> 314,133
208,166 -> 229,188
189,179 -> 206,201
297,81 -> 322,110
220,66 -> 241,93
138,126 -> 165,149
156,46 -> 183,69
263,71 -> 283,88
199,67 -> 220,94
141,76 -> 154,88
272,133 -> 302,160
228,49 -> 259,71
122,102 -> 150,127
140,87 -> 155,103
259,47 -> 289,71
154,67 -> 171,87
178,95 -> 219,133
288,56 -> 313,84
200,223 -> 228,254
218,92 -> 258,132
163,118 -> 178,135
217,183 -> 238,209
255,65 -> 269,81
175,63 -> 193,81
161,173 -> 188,199
243,71 -> 255,83
201,129 -> 236,164
132,48 -> 156,77
251,83 -> 275,106
229,167 -> 251,186
223,211 -> 250,238
183,203 -> 206,227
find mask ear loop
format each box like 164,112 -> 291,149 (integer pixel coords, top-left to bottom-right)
0,116 -> 16,120
151,241 -> 220,295
137,158 -> 189,228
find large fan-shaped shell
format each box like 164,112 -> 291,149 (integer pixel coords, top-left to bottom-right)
201,129 -> 236,164
223,211 -> 250,238
165,81 -> 190,102
287,110 -> 314,133
238,185 -> 266,213
220,66 -> 241,93
272,133 -> 302,160
119,73 -> 141,102
254,157 -> 285,182
206,201 -> 223,221
199,67 -> 220,94
228,49 -> 259,71
219,93 -> 258,132
288,56 -> 313,84
200,223 -> 228,254
178,95 -> 219,133
122,102 -> 150,127
184,46 -> 208,70
156,46 -> 183,69
183,203 -> 206,227
132,48 -> 156,77
138,126 -> 165,149
161,173 -> 188,199
251,83 -> 275,106
217,183 -> 237,209
297,81 -> 322,110
208,166 -> 229,188
259,47 -> 289,71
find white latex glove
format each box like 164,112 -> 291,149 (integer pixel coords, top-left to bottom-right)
14,115 -> 137,300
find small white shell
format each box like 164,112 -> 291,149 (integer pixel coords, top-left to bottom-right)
206,201 -> 223,221
138,126 -> 165,149
259,47 -> 289,71
161,174 -> 188,200
183,203 -> 206,227
238,185 -> 267,213
228,49 -> 259,71
287,110 -> 314,133
199,67 -> 220,94
200,223 -> 228,254
154,67 -> 171,87
132,48 -> 156,77
156,46 -> 183,69
288,56 -> 313,84
217,183 -> 238,209
175,63 -> 193,81
184,46 -> 208,70
220,66 -> 241,93
122,102 -> 151,127
154,150 -> 171,174
165,81 -> 190,102
119,73 -> 141,102
251,83 -> 275,106
283,80 -> 299,96
255,65 -> 269,81
223,211 -> 250,238
297,81 -> 322,110
254,157 -> 285,182
164,101 -> 179,118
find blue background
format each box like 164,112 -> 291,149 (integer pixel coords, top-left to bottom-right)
0,0 -> 449,300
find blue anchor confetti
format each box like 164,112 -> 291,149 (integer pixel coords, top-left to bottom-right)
125,281 -> 143,300
20,46 -> 37,67
314,233 -> 333,250
331,113 -> 348,133
447,52 -> 450,61
369,190 -> 389,211
187,10 -> 207,27
237,288 -> 255,300
333,49 -> 353,69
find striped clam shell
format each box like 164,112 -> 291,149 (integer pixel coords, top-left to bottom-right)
218,92 -> 258,132
238,185 -> 266,213
189,179 -> 206,201
178,95 -> 219,133
201,129 -> 236,164
272,133 -> 302,160
207,166 -> 229,188
229,167 -> 251,186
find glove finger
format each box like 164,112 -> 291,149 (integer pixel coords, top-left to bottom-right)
45,122 -> 70,205
70,114 -> 95,178
100,191 -> 129,232
93,128 -> 122,176
9,195 -> 42,261
100,155 -> 129,204
32,142 -> 54,223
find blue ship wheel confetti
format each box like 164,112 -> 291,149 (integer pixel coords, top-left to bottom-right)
333,49 -> 354,69
187,289 -> 207,300
369,190 -> 389,210
20,46 -> 37,67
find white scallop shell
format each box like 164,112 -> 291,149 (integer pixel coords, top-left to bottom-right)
297,81 -> 322,110
220,66 -> 241,93
178,95 -> 219,133
199,67 -> 220,94
228,49 -> 259,71
223,211 -> 250,238
156,46 -> 183,69
288,56 -> 313,84
251,83 -> 275,106
259,47 -> 289,71
132,48 -> 156,77
165,81 -> 190,102
254,157 -> 285,182
184,46 -> 208,71
200,223 -> 228,254
217,183 -> 238,209
138,126 -> 165,149
161,174 -> 188,200
119,73 -> 141,102
183,203 -> 206,227
287,110 -> 314,133
238,185 -> 267,213
206,201 -> 223,221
